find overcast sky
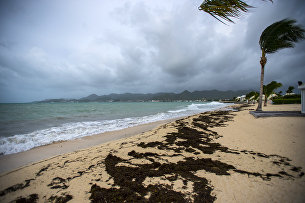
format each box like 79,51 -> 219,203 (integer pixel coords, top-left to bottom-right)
0,0 -> 305,102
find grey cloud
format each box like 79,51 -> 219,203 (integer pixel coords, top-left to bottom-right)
0,0 -> 305,102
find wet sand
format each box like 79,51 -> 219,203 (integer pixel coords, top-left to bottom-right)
0,104 -> 304,202
0,118 -> 177,174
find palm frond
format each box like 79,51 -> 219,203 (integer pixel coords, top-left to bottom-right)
263,81 -> 282,96
260,18 -> 305,54
198,0 -> 272,24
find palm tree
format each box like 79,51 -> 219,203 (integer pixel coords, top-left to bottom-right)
263,81 -> 282,106
286,86 -> 295,94
277,91 -> 282,96
199,0 -> 273,24
256,19 -> 305,111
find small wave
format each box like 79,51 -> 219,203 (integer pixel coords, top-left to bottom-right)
0,115 -> 168,155
0,102 -> 231,155
168,102 -> 225,113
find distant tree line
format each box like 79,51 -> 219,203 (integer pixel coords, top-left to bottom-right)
244,81 -> 301,105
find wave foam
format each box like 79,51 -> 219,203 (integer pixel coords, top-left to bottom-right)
0,102 -> 231,155
168,102 -> 224,113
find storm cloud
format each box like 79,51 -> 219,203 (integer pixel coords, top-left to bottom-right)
0,0 -> 305,102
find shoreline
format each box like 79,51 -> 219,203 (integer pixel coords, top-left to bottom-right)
0,104 -> 235,174
1,102 -> 231,156
0,117 -> 177,174
0,104 -> 304,202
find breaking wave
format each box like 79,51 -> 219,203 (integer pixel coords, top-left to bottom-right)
0,102 -> 230,155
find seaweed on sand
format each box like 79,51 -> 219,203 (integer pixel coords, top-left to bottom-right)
89,108 -> 304,202
48,177 -> 68,189
0,179 -> 34,197
90,154 -> 221,202
14,194 -> 38,203
1,106 -> 303,203
48,194 -> 73,203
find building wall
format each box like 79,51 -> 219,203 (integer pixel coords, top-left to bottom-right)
301,89 -> 305,113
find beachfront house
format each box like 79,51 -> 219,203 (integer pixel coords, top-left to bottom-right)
298,83 -> 305,114
236,95 -> 246,102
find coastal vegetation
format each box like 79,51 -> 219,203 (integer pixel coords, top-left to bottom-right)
263,81 -> 282,106
272,94 -> 301,105
199,0 -> 273,23
244,81 -> 301,105
286,86 -> 295,94
256,19 -> 305,111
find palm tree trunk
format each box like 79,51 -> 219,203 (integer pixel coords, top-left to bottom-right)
256,51 -> 267,111
257,65 -> 265,111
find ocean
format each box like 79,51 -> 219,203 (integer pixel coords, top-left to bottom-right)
0,101 -> 230,155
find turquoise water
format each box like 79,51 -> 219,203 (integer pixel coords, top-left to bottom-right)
0,102 -> 230,155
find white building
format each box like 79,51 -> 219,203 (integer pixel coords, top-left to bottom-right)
236,95 -> 246,102
298,84 -> 305,114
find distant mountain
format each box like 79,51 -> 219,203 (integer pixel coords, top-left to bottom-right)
81,94 -> 99,101
37,89 -> 251,103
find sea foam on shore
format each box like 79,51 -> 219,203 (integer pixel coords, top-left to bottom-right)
0,102 -> 230,155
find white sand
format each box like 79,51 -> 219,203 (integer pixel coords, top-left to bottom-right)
211,104 -> 305,202
0,104 -> 304,203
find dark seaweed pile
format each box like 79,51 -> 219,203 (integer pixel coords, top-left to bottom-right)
88,108 -> 304,202
1,105 -> 304,203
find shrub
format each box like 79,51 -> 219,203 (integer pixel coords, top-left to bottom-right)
272,98 -> 301,104
283,94 -> 301,99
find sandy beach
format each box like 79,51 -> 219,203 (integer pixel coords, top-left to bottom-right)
0,118 -> 178,174
0,104 -> 304,202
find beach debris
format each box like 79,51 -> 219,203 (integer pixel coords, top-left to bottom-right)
48,177 -> 68,190
13,194 -> 38,203
0,105 -> 304,203
0,179 -> 34,197
48,193 -> 72,203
